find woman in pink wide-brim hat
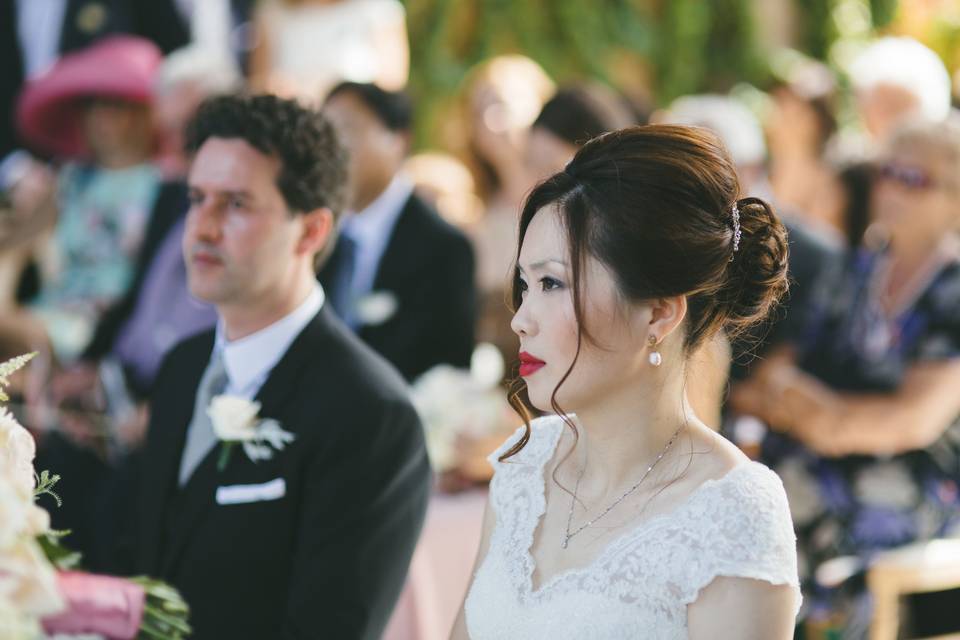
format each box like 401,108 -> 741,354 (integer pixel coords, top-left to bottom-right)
16,35 -> 162,160
14,36 -> 164,362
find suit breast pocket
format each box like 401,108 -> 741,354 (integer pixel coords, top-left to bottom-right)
215,477 -> 286,506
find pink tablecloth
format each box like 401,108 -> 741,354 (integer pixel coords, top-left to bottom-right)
384,489 -> 488,640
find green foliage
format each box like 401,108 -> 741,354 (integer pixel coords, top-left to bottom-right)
37,528 -> 82,570
131,576 -> 192,640
401,0 -> 908,148
33,469 -> 62,507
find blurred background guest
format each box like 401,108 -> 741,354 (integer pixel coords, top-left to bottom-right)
849,36 -> 953,145
321,82 -> 476,382
764,54 -> 843,240
470,82 -> 638,383
450,56 -> 554,300
0,0 -> 189,162
13,37 -> 163,363
404,151 -> 484,231
523,83 -> 637,182
249,0 -> 408,102
730,118 -> 960,636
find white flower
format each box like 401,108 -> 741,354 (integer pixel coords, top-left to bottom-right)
354,291 -> 398,326
411,347 -> 515,472
0,409 -> 36,498
0,595 -> 42,640
23,505 -> 50,538
208,396 -> 295,466
208,396 -> 261,442
0,537 -> 64,619
0,473 -> 31,549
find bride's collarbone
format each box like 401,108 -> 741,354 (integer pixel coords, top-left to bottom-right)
528,439 -> 743,588
528,468 -> 687,587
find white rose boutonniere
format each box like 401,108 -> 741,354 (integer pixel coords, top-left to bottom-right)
355,291 -> 398,327
207,396 -> 295,470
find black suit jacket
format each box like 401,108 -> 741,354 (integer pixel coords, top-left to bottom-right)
134,306 -> 431,640
319,193 -> 477,382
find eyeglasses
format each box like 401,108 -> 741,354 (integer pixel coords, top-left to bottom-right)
877,162 -> 939,191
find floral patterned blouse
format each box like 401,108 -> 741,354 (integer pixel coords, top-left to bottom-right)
759,246 -> 960,631
30,163 -> 160,361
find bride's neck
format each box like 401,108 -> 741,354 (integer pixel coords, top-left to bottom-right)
564,368 -> 692,500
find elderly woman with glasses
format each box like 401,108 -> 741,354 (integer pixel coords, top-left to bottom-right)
730,118 -> 960,636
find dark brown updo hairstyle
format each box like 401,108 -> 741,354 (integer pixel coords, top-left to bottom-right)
501,124 -> 789,461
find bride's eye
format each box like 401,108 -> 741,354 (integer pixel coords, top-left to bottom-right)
540,276 -> 564,292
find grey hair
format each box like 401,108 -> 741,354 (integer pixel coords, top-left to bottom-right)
156,45 -> 240,97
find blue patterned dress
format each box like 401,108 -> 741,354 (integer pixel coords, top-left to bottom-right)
759,247 -> 960,634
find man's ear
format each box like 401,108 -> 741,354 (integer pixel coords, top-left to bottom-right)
296,208 -> 335,257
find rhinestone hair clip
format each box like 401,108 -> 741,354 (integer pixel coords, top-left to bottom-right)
730,201 -> 742,261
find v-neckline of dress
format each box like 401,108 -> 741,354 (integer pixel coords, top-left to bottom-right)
519,419 -> 757,599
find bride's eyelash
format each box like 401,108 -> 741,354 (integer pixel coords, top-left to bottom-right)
540,277 -> 563,291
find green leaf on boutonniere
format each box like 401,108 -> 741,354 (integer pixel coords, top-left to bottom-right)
217,442 -> 235,472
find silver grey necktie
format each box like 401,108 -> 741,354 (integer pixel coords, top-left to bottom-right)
178,352 -> 229,486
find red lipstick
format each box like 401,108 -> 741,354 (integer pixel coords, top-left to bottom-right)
518,352 -> 546,377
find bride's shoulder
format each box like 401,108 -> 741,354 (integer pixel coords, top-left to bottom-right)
682,429 -> 792,525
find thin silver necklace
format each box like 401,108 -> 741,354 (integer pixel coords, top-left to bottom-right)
562,425 -> 684,549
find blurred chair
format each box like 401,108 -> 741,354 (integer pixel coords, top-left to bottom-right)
868,539 -> 960,640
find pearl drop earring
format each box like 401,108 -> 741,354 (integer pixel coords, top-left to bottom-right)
648,335 -> 662,367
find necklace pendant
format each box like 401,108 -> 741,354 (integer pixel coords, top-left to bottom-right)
561,537 -> 569,550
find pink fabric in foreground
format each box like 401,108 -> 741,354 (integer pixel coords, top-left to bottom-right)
42,571 -> 146,640
384,489 -> 487,640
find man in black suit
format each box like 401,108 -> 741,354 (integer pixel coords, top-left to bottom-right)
133,94 -> 431,639
320,82 -> 477,382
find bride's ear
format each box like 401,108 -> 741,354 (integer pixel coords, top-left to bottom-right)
647,295 -> 687,342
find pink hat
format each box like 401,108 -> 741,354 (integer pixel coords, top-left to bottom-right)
16,36 -> 162,159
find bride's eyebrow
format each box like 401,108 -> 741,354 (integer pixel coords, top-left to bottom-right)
519,259 -> 569,273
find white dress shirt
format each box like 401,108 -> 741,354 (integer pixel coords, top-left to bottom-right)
16,0 -> 68,78
340,173 -> 413,301
214,284 -> 325,399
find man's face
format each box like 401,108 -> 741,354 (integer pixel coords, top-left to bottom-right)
183,137 -> 305,309
858,83 -> 922,142
323,92 -> 406,210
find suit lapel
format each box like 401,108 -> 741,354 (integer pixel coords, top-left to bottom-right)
160,309 -> 334,574
139,333 -> 212,574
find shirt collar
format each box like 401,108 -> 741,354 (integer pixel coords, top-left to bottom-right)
342,173 -> 413,244
214,284 -> 325,396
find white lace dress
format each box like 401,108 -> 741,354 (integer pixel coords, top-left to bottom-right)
464,416 -> 801,639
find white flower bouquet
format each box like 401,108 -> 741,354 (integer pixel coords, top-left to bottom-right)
0,354 -> 191,640
411,344 -> 517,479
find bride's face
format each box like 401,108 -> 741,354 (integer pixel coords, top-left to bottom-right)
511,207 -> 654,413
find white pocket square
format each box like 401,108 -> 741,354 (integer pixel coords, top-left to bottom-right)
216,478 -> 286,505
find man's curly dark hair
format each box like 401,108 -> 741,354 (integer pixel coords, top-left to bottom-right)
184,93 -> 348,220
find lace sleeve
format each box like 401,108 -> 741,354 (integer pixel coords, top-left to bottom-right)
680,464 -> 802,617
485,417 -> 563,520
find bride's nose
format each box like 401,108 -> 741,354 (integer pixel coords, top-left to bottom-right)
511,299 -> 537,337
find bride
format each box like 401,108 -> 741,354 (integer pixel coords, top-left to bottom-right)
451,125 -> 801,639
